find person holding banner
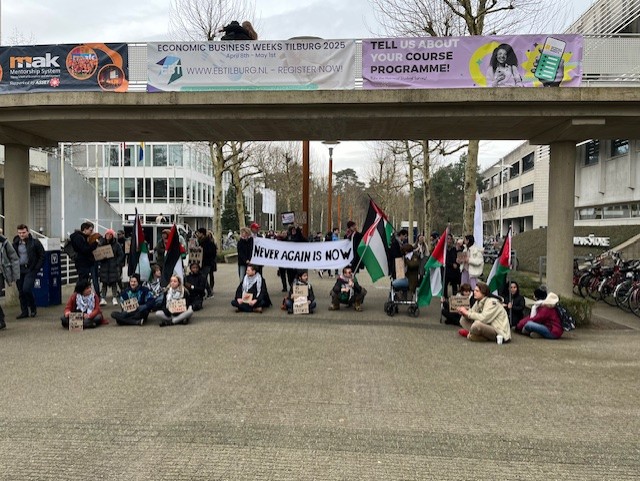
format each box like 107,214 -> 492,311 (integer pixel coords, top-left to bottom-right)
237,227 -> 253,280
97,229 -> 125,306
156,275 -> 193,327
232,264 -> 272,313
486,44 -> 524,87
60,279 -> 104,329
285,270 -> 316,315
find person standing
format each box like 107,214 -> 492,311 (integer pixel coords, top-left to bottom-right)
98,229 -> 125,306
236,227 -> 253,280
444,233 -> 461,299
0,231 -> 20,329
345,220 -> 363,273
70,221 -> 101,295
195,228 -> 217,297
12,224 -> 45,319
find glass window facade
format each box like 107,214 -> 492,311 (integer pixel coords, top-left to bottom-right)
522,152 -> 534,173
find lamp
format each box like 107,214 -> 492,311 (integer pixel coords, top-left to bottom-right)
322,141 -> 340,233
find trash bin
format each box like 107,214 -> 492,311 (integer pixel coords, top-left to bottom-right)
33,238 -> 62,307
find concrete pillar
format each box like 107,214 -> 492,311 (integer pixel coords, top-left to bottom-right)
3,144 -> 31,307
546,141 -> 575,298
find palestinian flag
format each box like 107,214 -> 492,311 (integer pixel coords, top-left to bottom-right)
357,199 -> 393,283
137,241 -> 152,282
487,227 -> 512,295
127,208 -> 144,276
162,224 -> 184,284
417,226 -> 448,307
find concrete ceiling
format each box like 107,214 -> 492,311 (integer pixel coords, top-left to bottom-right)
0,87 -> 639,148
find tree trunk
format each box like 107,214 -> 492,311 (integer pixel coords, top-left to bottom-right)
463,139 -> 479,236
210,142 -> 225,249
230,163 -> 246,229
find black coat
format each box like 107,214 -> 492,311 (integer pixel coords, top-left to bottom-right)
12,234 -> 45,274
69,230 -> 98,271
98,238 -> 125,284
199,236 -> 217,268
237,237 -> 253,266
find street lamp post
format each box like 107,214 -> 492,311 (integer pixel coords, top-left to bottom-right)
322,141 -> 340,233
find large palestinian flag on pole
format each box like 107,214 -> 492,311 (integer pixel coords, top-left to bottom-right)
417,226 -> 448,307
357,199 -> 393,283
487,227 -> 512,294
127,208 -> 144,277
162,224 -> 185,284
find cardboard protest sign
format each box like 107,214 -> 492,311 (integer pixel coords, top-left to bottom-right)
69,312 -> 84,332
293,298 -> 309,314
122,298 -> 139,313
93,245 -> 114,261
189,246 -> 203,266
168,298 -> 187,313
449,295 -> 471,312
292,285 -> 309,300
242,292 -> 253,303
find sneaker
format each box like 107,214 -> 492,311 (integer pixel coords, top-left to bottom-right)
112,298 -> 119,305
100,298 -> 107,306
138,318 -> 145,326
458,328 -> 469,338
328,304 -> 340,311
529,332 -> 543,339
467,333 -> 489,342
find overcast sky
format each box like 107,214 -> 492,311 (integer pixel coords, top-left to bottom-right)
1,0 -> 597,179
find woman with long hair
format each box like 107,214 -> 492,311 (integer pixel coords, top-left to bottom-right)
486,43 -> 523,87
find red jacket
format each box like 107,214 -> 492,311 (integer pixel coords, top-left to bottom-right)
64,292 -> 103,320
517,306 -> 563,339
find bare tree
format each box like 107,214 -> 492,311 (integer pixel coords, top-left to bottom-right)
169,0 -> 256,41
169,0 -> 258,247
369,0 -> 568,235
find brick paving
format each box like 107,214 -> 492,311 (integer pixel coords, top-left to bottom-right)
1,263 -> 639,480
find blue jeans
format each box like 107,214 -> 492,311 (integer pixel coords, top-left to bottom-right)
238,264 -> 247,281
523,321 -> 558,339
392,278 -> 409,290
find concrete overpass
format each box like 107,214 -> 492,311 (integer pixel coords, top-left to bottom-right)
2,87 -> 640,296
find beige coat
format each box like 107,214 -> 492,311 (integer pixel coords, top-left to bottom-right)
467,296 -> 511,340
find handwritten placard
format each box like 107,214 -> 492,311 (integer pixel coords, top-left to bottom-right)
189,246 -> 203,266
449,295 -> 470,312
292,285 -> 309,300
93,245 -> 114,261
168,298 -> 187,313
456,252 -> 466,265
125,239 -> 131,254
242,292 -> 253,303
293,298 -> 309,315
69,312 -> 84,332
122,298 -> 139,313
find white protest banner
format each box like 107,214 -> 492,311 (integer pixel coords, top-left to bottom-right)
147,40 -> 355,92
252,237 -> 353,269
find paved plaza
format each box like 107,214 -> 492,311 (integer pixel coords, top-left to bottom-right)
1,263 -> 639,480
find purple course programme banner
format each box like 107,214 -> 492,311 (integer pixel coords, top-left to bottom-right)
362,35 -> 582,89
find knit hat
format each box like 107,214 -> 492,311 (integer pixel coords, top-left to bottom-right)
250,222 -> 260,230
105,228 -> 116,237
542,292 -> 559,308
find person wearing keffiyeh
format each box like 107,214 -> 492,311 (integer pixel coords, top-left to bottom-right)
60,279 -> 104,329
231,264 -> 272,313
155,275 -> 193,327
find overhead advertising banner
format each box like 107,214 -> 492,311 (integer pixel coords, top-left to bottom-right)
252,237 -> 353,269
0,43 -> 129,93
362,35 -> 582,89
147,40 -> 355,92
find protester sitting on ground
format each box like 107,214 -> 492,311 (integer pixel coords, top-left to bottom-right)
145,264 -> 166,311
156,275 -> 194,327
184,262 -> 207,311
329,266 -> 367,311
98,229 -> 125,306
61,279 -> 104,329
441,283 -> 473,326
503,281 -> 526,327
232,264 -> 272,313
111,273 -> 155,326
457,281 -> 511,342
516,291 -> 564,339
285,270 -> 316,314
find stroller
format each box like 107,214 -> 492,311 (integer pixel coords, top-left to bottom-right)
383,280 -> 420,317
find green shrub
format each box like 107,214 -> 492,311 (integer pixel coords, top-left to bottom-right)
558,296 -> 593,328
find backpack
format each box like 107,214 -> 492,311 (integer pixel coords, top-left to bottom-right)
63,239 -> 77,261
555,303 -> 576,332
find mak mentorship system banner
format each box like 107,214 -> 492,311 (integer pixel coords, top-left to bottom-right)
362,35 -> 582,89
147,39 -> 355,92
251,237 -> 353,269
0,43 -> 129,93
